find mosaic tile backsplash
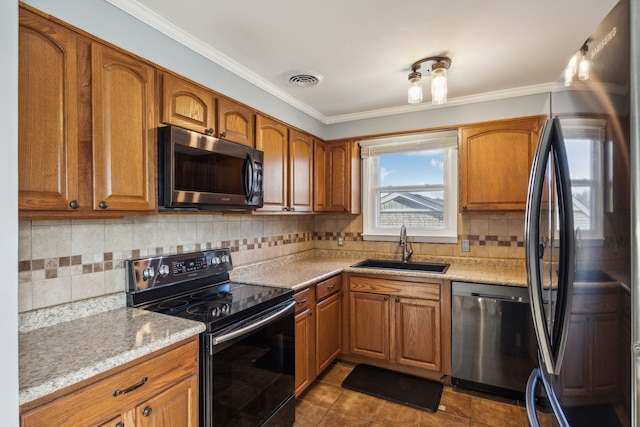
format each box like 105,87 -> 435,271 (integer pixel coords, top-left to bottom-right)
18,213 -> 529,313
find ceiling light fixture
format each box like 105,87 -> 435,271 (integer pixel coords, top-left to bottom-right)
564,39 -> 591,87
407,56 -> 452,105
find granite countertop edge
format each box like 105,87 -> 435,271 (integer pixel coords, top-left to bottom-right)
19,307 -> 205,407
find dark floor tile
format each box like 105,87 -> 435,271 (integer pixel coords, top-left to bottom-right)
371,399 -> 423,427
317,409 -> 369,427
330,389 -> 380,421
439,387 -> 472,419
471,397 -> 524,427
421,410 -> 471,426
317,362 -> 353,386
299,381 -> 344,409
294,399 -> 328,427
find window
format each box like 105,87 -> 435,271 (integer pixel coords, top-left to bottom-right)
560,118 -> 606,241
360,130 -> 458,243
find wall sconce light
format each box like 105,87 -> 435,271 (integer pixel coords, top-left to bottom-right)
407,56 -> 452,105
564,39 -> 590,87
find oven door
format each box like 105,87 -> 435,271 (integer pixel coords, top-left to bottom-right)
201,299 -> 296,427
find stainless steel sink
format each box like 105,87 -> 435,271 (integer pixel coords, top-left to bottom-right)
573,269 -> 617,282
350,259 -> 449,274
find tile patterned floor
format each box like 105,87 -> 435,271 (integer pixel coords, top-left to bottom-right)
294,361 -> 555,427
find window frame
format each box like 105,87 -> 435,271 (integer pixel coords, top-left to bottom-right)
360,130 -> 459,243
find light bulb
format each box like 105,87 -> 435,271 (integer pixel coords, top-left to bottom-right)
431,66 -> 447,105
578,51 -> 590,81
408,73 -> 422,104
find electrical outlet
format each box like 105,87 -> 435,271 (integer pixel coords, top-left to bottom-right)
461,239 -> 470,252
338,236 -> 345,246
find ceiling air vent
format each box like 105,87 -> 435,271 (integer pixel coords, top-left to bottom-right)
284,71 -> 324,88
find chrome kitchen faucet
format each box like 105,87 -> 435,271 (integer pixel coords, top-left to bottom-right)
399,225 -> 413,262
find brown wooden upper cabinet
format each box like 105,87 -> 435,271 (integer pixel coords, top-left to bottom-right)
161,72 -> 216,136
18,9 -> 79,212
18,7 -> 156,217
313,140 -> 361,214
458,115 -> 546,213
217,97 -> 255,147
256,115 -> 313,213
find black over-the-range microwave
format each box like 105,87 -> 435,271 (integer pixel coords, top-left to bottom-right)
158,126 -> 264,211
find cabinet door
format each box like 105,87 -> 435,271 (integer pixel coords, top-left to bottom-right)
392,297 -> 441,371
559,314 -> 591,397
136,375 -> 198,427
295,308 -> 315,396
328,142 -> 349,212
316,292 -> 342,373
218,98 -> 254,147
18,9 -> 79,211
289,129 -> 314,212
459,116 -> 545,212
313,139 -> 329,212
91,43 -> 156,212
161,73 -> 215,136
592,312 -> 618,395
256,115 -> 288,212
349,292 -> 389,360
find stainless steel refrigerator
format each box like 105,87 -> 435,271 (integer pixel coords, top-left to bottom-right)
524,0 -> 635,425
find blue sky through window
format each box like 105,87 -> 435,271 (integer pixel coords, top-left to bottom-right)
378,150 -> 444,187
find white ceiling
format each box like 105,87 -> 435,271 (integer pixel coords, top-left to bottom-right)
106,0 -> 618,124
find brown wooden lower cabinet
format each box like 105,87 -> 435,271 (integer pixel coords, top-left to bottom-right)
559,286 -> 620,405
20,338 -> 199,427
294,275 -> 342,396
294,287 -> 315,396
347,275 -> 449,374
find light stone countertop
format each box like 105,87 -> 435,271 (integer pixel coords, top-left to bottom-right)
19,307 -> 205,406
230,250 -> 528,290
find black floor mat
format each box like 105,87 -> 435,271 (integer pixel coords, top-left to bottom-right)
341,364 -> 443,412
563,404 -> 622,427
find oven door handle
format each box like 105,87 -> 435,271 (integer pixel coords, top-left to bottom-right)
211,300 -> 295,346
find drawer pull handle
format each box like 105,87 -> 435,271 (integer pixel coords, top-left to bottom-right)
297,297 -> 308,304
326,285 -> 335,290
113,376 -> 148,396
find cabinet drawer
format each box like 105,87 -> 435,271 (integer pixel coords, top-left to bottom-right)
21,339 -> 198,426
294,288 -> 311,314
571,292 -> 618,314
350,276 -> 441,301
316,275 -> 341,301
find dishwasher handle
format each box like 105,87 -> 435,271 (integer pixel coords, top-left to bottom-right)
471,292 -> 525,303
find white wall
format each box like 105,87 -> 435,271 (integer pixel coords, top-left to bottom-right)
3,1 -> 19,425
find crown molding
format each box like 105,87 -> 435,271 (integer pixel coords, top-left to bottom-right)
105,0 -> 553,126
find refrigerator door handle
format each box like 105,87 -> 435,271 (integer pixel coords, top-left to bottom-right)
525,119 -> 557,374
525,117 -> 575,375
526,368 -> 570,427
550,119 -> 575,372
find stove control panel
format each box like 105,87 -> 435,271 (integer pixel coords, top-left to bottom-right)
173,256 -> 208,274
126,248 -> 234,297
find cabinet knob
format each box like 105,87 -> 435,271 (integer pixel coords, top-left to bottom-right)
99,201 -> 108,209
395,298 -> 400,303
290,206 -> 296,212
220,131 -> 227,138
308,311 -> 312,317
69,200 -> 80,209
205,128 -> 214,135
282,207 -> 289,211
142,406 -> 152,417
115,423 -> 124,427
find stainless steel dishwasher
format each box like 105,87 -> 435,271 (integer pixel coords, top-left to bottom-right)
451,281 -> 538,398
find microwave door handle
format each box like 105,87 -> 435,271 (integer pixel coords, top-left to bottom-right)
244,156 -> 255,202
